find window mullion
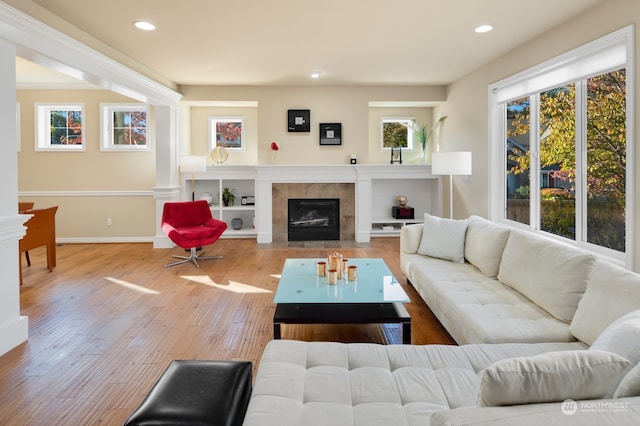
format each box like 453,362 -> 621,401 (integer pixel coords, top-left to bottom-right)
575,80 -> 587,244
530,94 -> 541,230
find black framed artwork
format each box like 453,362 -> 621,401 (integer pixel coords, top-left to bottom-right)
319,123 -> 342,145
287,109 -> 310,132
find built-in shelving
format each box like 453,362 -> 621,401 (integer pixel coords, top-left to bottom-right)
370,218 -> 424,236
183,164 -> 441,242
185,167 -> 257,238
368,177 -> 437,236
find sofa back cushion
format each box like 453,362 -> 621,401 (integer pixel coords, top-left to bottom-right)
570,258 -> 640,345
464,215 -> 511,278
497,230 -> 594,323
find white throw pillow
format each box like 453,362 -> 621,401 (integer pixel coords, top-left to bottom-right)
477,350 -> 630,407
464,215 -> 510,278
614,362 -> 640,398
570,258 -> 640,345
497,229 -> 594,322
416,213 -> 467,263
590,309 -> 640,366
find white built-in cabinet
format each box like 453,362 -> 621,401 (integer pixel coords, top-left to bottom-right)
183,165 -> 441,242
186,167 -> 258,238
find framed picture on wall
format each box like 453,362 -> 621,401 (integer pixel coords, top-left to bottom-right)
319,123 -> 342,145
209,116 -> 244,150
287,109 -> 310,132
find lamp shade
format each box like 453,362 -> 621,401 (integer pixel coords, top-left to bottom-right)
180,156 -> 207,173
431,151 -> 472,176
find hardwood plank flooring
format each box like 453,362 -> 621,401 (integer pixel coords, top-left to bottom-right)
0,238 -> 454,425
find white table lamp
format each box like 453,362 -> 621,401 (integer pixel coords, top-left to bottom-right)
181,156 -> 207,201
431,151 -> 472,219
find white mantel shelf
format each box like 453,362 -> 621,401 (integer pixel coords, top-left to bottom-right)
185,164 -> 442,243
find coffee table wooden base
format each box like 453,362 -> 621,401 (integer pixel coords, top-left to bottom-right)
273,302 -> 411,344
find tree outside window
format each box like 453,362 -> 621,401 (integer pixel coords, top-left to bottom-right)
101,104 -> 149,151
381,118 -> 414,150
36,104 -> 84,151
506,69 -> 626,252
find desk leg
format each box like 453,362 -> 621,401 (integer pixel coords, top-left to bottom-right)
273,322 -> 281,340
402,322 -> 411,344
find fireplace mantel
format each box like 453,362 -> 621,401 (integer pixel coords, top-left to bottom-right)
184,164 -> 442,243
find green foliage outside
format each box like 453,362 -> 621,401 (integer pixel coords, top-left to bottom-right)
383,122 -> 408,148
507,69 -> 626,252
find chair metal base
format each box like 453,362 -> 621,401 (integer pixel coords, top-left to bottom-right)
165,247 -> 222,268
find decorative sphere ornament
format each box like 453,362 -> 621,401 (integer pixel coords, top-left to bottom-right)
396,195 -> 408,207
210,146 -> 229,164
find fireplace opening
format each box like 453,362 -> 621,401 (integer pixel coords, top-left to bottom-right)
288,198 -> 340,241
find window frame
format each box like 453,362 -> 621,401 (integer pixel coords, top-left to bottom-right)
488,26 -> 634,267
35,103 -> 85,151
100,103 -> 150,152
208,116 -> 245,151
380,117 -> 416,151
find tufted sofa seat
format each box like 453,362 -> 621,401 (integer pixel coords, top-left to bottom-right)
403,254 -> 575,344
243,339 -> 588,426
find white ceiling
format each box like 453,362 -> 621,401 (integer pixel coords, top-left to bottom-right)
17,0 -> 606,87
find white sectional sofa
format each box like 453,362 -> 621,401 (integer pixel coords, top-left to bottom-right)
242,215 -> 640,425
401,215 -> 599,344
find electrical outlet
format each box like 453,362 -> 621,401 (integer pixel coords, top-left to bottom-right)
106,218 -> 112,226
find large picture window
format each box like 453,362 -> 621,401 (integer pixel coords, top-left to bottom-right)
35,103 -> 84,151
490,26 -> 633,264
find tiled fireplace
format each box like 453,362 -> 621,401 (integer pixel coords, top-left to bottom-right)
272,183 -> 355,242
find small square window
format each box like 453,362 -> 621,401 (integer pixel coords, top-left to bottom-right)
36,103 -> 84,151
380,117 -> 415,150
209,116 -> 244,151
101,103 -> 149,151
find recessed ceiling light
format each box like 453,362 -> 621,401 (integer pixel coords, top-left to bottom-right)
311,72 -> 321,79
475,24 -> 494,33
133,21 -> 156,31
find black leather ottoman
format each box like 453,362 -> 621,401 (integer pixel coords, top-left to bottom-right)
124,360 -> 252,426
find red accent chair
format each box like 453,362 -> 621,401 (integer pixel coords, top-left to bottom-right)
161,200 -> 227,268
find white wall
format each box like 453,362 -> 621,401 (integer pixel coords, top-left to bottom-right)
179,85 -> 446,165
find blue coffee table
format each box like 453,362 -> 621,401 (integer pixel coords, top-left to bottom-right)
273,258 -> 412,344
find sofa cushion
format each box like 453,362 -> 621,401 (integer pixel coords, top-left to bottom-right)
417,213 -> 467,263
403,253 -> 578,344
244,340 -> 586,426
570,258 -> 640,345
583,307 -> 640,398
614,362 -> 640,398
464,215 -> 510,278
497,230 -> 594,323
400,223 -> 423,254
477,350 -> 631,407
590,309 -> 640,365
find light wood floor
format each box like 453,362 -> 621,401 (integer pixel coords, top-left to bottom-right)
0,238 -> 454,425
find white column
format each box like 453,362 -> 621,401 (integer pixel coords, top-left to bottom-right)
355,170 -> 372,243
255,169 -> 273,243
0,40 -> 29,356
152,104 -> 181,248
